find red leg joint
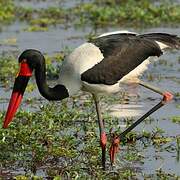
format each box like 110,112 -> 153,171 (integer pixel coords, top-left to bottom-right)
162,92 -> 173,104
109,136 -> 120,164
100,132 -> 107,150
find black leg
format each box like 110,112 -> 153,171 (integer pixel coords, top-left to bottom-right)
119,101 -> 164,139
110,81 -> 173,164
92,94 -> 107,170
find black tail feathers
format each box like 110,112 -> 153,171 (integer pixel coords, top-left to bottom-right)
139,33 -> 180,49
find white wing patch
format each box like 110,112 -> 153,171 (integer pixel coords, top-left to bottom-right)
98,30 -> 138,38
155,41 -> 169,50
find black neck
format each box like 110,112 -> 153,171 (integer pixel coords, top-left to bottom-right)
34,56 -> 69,101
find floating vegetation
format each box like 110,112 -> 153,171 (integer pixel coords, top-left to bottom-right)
25,25 -> 48,32
144,169 -> 180,179
171,116 -> 180,124
70,0 -> 180,27
0,100 -> 134,178
0,55 -> 18,87
0,37 -> 17,46
0,95 -> 179,178
0,0 -> 15,24
176,137 -> 180,162
0,0 -> 180,30
152,136 -> 172,145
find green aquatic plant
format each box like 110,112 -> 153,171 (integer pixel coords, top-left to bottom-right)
17,6 -> 36,21
17,6 -> 68,31
176,136 -> 180,162
0,55 -> 18,86
25,25 -> 48,32
155,169 -> 179,180
0,96 -> 148,179
1,0 -> 180,29
74,0 -> 180,27
0,93 -> 179,178
171,116 -> 180,124
0,0 -> 15,23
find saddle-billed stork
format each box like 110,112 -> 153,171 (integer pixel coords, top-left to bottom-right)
3,31 -> 180,169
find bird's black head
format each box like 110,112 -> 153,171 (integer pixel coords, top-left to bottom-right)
18,49 -> 45,70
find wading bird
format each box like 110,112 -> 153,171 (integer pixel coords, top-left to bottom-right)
3,31 -> 180,169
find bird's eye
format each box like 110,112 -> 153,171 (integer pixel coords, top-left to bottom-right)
22,59 -> 27,63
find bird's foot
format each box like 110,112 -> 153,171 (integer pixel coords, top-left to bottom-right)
100,132 -> 107,170
109,136 -> 120,165
162,92 -> 173,104
100,132 -> 107,148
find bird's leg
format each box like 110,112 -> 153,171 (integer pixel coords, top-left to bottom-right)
119,81 -> 173,138
109,81 -> 173,164
92,94 -> 107,170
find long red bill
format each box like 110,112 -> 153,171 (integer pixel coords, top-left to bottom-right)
3,61 -> 32,128
3,92 -> 23,128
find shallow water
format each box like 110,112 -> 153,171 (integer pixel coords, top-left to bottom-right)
0,21 -> 90,55
0,0 -> 180,178
14,0 -> 90,9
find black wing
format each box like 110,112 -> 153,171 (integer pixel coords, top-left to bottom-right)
81,34 -> 162,85
139,33 -> 180,49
